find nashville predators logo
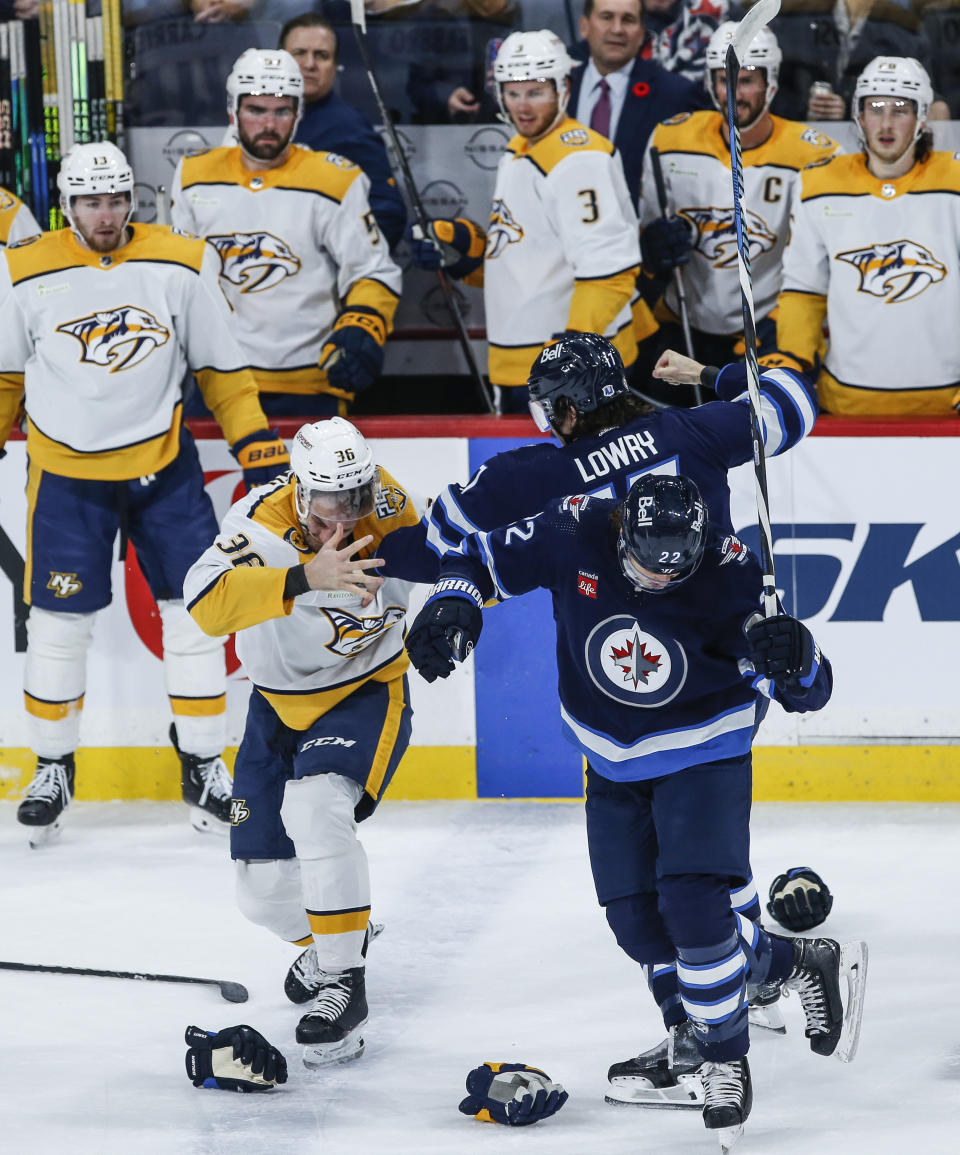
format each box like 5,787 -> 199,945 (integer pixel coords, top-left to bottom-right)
679,206 -> 777,268
47,572 -> 83,598
486,199 -> 523,259
322,606 -> 406,658
836,240 -> 947,303
208,231 -> 301,293
0,189 -> 15,212
56,307 -> 171,372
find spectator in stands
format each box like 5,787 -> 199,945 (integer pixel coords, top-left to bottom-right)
777,55 -> 960,416
643,0 -> 740,84
279,12 -> 406,247
192,0 -> 309,22
916,0 -> 960,117
568,0 -> 707,209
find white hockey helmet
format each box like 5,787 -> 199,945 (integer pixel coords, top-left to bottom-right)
57,141 -> 137,233
705,21 -> 781,125
290,417 -> 380,526
493,29 -> 577,131
853,56 -> 932,145
226,48 -> 304,128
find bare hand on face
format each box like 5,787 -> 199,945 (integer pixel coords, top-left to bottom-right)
652,349 -> 706,386
303,524 -> 385,607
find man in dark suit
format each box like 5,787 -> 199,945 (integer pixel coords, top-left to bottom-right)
568,0 -> 707,208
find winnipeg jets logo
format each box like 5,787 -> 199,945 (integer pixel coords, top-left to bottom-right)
47,572 -> 83,598
57,307 -> 170,371
208,231 -> 301,292
586,615 -> 687,707
486,199 -> 523,259
322,606 -> 406,658
836,240 -> 947,303
680,206 -> 777,268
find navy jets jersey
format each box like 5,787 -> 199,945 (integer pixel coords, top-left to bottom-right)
425,363 -> 816,558
441,496 -> 832,781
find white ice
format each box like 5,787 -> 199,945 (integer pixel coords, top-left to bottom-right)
4,799 -> 959,1155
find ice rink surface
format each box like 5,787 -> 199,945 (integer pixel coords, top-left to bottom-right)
4,798 -> 959,1155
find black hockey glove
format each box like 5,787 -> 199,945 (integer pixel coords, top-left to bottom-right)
767,867 -> 834,932
185,1024 -> 287,1092
320,309 -> 386,394
746,613 -> 819,692
640,215 -> 693,279
231,429 -> 291,493
404,219 -> 485,280
405,579 -> 483,683
459,1062 -> 568,1126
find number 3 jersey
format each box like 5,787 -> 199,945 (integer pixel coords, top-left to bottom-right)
184,469 -> 432,730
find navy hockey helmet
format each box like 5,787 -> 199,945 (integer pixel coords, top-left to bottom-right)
618,474 -> 708,594
527,333 -> 630,432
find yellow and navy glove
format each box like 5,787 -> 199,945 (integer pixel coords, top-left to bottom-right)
319,308 -> 386,394
231,429 -> 290,493
459,1062 -> 567,1126
404,218 -> 485,280
185,1024 -> 287,1093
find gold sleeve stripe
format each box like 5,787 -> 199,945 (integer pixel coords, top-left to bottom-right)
25,691 -> 84,720
195,367 -> 272,446
344,277 -> 401,331
307,906 -> 370,936
567,267 -> 640,340
776,289 -> 827,371
187,566 -> 292,636
0,370 -> 25,448
364,675 -> 408,802
168,694 -> 227,717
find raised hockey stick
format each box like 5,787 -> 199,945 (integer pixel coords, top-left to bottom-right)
347,0 -> 495,414
0,959 -> 249,1003
648,145 -> 702,404
725,0 -> 780,618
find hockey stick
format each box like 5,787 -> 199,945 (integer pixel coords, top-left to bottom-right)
648,146 -> 702,405
347,0 -> 495,414
0,959 -> 249,1003
725,0 -> 780,618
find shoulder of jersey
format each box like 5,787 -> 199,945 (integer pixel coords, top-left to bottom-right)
129,223 -> 209,270
773,118 -> 839,163
244,475 -> 305,542
288,146 -> 362,198
3,229 -> 71,281
0,187 -> 20,212
917,148 -> 960,191
798,152 -> 863,197
653,109 -> 721,153
531,120 -> 616,174
178,146 -> 235,181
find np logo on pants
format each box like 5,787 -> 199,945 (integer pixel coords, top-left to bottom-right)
47,572 -> 83,598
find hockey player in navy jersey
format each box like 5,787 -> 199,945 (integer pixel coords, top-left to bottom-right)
405,474 -> 867,1150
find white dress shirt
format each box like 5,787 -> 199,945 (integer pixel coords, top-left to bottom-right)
574,57 -> 634,141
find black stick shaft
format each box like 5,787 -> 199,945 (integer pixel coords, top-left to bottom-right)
0,959 -> 248,1003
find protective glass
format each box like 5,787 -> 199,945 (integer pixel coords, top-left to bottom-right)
303,481 -> 376,527
528,397 -> 553,433
618,540 -> 676,594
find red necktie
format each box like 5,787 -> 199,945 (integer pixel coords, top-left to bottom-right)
590,77 -> 611,138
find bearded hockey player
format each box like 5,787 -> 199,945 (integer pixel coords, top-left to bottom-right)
0,185 -> 41,249
185,417 -> 435,1068
406,29 -> 653,413
637,22 -> 837,388
777,56 -> 960,416
171,49 -> 402,417
0,142 -> 289,846
406,473 -> 868,1152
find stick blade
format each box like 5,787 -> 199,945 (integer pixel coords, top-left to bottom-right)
729,0 -> 781,62
219,981 -> 250,1004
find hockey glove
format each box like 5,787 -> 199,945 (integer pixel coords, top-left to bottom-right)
405,579 -> 483,683
746,614 -> 819,693
459,1062 -> 567,1126
404,219 -> 485,280
231,429 -> 291,493
640,215 -> 693,279
767,866 -> 834,932
319,309 -> 386,394
185,1024 -> 287,1092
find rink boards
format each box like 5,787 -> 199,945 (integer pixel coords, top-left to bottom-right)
1,417 -> 958,801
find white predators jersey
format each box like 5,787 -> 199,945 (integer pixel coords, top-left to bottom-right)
185,470 -> 421,730
170,145 -> 402,399
483,118 -> 641,386
640,111 -> 838,335
0,225 -> 265,480
779,150 -> 960,416
0,186 -> 41,248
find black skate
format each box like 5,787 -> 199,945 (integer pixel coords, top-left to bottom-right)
606,1019 -> 704,1108
18,754 -> 75,848
284,922 -> 384,1004
169,724 -> 232,835
781,935 -> 868,1063
748,978 -> 786,1034
296,966 -> 368,1068
702,1056 -> 752,1153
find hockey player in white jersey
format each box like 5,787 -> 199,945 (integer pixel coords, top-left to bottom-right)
171,49 -> 402,418
0,185 -> 41,248
0,143 -> 290,845
406,29 -> 656,413
777,56 -> 960,416
185,418 -> 434,1067
637,21 -> 837,402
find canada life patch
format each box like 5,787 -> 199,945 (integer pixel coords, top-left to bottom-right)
578,570 -> 598,599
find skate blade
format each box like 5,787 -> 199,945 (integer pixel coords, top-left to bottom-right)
834,940 -> 868,1064
301,1031 -> 365,1069
716,1122 -> 745,1153
748,1001 -> 786,1034
188,807 -> 229,836
605,1072 -> 703,1110
27,819 -> 65,849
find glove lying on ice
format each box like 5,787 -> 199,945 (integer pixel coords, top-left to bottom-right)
767,867 -> 834,932
459,1062 -> 568,1126
185,1024 -> 287,1092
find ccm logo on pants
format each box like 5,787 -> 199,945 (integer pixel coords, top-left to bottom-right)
300,737 -> 357,751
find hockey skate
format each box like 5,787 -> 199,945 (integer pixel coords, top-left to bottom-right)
296,966 -> 368,1068
606,1019 -> 704,1108
702,1056 -> 751,1153
18,754 -> 75,848
781,935 -> 868,1063
284,922 -> 384,1004
748,979 -> 786,1034
169,724 -> 232,835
